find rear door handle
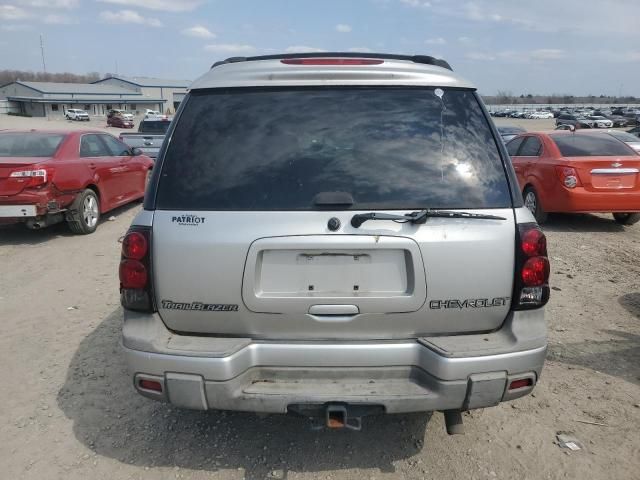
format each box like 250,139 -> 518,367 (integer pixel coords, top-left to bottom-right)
89,162 -> 96,169
308,304 -> 359,316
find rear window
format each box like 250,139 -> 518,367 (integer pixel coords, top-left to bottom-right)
156,87 -> 511,210
0,133 -> 65,158
606,131 -> 639,143
551,134 -> 635,157
139,121 -> 170,134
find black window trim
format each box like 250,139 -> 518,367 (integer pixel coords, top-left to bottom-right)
550,132 -> 638,157
99,133 -> 131,157
144,85 -> 522,211
506,136 -> 526,157
79,133 -> 113,158
515,135 -> 543,158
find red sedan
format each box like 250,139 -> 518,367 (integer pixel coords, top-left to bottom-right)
107,115 -> 134,129
507,131 -> 640,225
0,130 -> 153,234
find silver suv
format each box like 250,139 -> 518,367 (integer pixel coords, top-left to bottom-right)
120,53 -> 549,433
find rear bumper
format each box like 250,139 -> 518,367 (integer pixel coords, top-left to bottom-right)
547,187 -> 640,213
123,309 -> 547,414
0,188 -> 73,222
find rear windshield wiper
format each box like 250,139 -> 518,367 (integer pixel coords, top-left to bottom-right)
351,209 -> 506,228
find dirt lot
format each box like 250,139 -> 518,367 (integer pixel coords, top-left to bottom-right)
0,115 -> 639,480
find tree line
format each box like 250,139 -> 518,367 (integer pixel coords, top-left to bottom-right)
0,70 -> 101,86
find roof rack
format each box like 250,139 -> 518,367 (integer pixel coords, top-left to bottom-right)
211,52 -> 452,71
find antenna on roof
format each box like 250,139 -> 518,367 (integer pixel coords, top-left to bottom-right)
39,34 -> 47,74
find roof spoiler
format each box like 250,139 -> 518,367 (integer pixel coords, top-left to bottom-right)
211,52 -> 452,71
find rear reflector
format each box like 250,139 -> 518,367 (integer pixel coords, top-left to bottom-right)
281,58 -> 384,66
139,379 -> 162,392
509,378 -> 533,390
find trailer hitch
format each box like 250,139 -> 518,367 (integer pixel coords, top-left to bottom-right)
325,404 -> 362,431
288,403 -> 384,431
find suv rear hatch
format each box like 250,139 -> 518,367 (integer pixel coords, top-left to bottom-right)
151,85 -> 516,339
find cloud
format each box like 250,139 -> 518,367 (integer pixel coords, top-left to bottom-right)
0,5 -> 30,20
400,0 -> 431,7
599,50 -> 640,63
1,24 -> 32,31
43,13 -> 74,24
452,0 -> 640,36
100,10 -> 162,27
182,25 -> 216,39
284,45 -> 326,53
464,3 -> 502,22
457,36 -> 471,43
425,37 -> 446,45
97,0 -> 201,12
335,23 -> 352,33
347,47 -> 373,53
204,43 -> 257,54
530,48 -> 565,60
18,0 -> 78,8
465,52 -> 496,61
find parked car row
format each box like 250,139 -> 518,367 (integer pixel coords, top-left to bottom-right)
492,110 -> 553,119
64,109 -> 161,125
492,107 -> 640,127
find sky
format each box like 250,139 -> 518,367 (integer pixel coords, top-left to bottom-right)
1,0 -> 639,96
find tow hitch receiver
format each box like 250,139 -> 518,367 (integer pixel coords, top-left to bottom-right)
326,404 -> 361,431
288,403 -> 384,431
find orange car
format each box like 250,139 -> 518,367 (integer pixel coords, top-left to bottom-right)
507,131 -> 640,225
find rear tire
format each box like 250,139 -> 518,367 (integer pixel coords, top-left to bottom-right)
523,186 -> 548,224
612,213 -> 640,226
67,189 -> 100,234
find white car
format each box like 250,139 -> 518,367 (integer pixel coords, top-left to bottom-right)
529,111 -> 553,119
65,109 -> 90,121
588,116 -> 614,128
144,109 -> 167,120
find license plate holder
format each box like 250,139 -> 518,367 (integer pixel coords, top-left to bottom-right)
0,205 -> 37,218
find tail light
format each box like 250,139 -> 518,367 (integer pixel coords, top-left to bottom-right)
9,168 -> 52,188
555,166 -> 581,188
513,224 -> 550,310
119,227 -> 155,312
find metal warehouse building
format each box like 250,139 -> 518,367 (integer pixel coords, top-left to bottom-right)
0,76 -> 190,118
92,76 -> 190,113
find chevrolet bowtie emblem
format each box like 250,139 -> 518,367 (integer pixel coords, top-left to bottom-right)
611,162 -> 622,168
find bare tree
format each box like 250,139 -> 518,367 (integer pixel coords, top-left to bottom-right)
0,70 -> 101,86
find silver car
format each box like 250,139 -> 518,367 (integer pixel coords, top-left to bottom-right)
119,53 -> 549,433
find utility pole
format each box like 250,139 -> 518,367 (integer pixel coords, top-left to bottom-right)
39,34 -> 47,73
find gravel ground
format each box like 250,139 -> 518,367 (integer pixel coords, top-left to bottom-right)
0,115 -> 639,480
